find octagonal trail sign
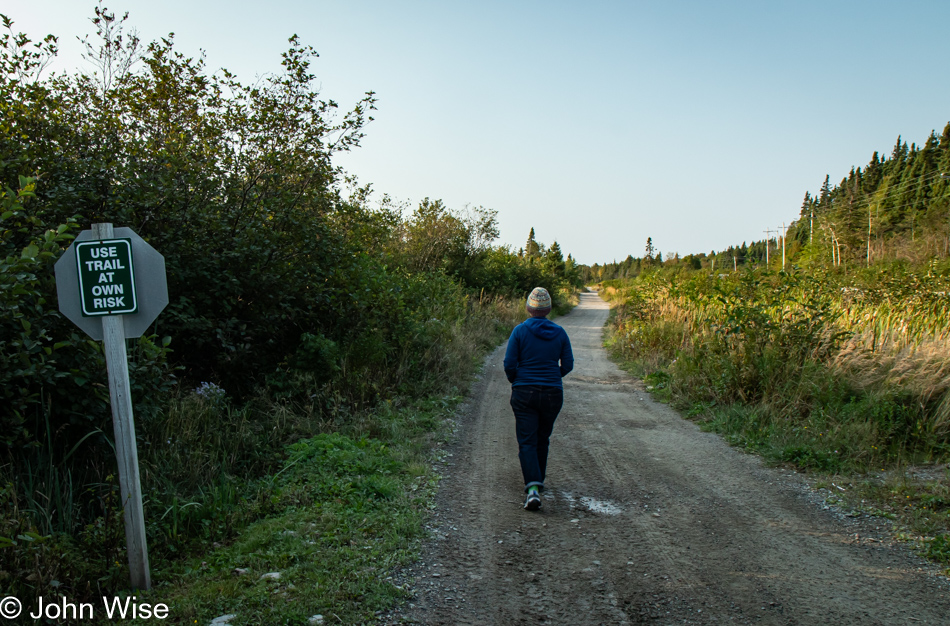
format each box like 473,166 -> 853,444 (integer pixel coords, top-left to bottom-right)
56,226 -> 168,340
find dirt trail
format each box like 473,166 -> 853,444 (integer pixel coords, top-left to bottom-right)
383,292 -> 950,625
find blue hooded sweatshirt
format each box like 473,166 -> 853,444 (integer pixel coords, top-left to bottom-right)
503,317 -> 573,388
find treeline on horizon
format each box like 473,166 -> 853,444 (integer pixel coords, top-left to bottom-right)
0,7 -> 582,601
584,124 -> 950,281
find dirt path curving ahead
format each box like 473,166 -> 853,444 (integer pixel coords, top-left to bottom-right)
382,292 -> 950,625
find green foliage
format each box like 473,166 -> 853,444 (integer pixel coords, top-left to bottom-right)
0,7 -> 575,613
0,177 -> 83,448
673,271 -> 848,408
923,533 -> 950,563
283,433 -> 402,502
292,333 -> 340,379
386,204 -> 578,301
605,277 -> 684,374
604,265 -> 950,474
159,429 -> 433,625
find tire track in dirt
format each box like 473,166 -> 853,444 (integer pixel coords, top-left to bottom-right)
381,292 -> 950,625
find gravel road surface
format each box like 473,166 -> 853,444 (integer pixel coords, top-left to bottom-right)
382,292 -> 950,625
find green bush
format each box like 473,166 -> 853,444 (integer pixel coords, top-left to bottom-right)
0,8 -> 572,604
605,266 -> 950,472
923,533 -> 950,563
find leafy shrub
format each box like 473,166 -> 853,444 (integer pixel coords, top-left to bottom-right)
0,177 -> 87,448
606,265 -> 950,471
0,8 -> 573,603
923,533 -> 950,563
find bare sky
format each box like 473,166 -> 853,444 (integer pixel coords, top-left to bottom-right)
13,1 -> 950,264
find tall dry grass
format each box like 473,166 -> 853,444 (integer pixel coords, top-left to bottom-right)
834,332 -> 950,438
603,266 -> 950,468
832,292 -> 950,441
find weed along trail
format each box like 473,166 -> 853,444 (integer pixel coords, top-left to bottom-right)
382,292 -> 950,625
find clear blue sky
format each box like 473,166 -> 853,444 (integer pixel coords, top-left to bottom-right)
14,1 -> 950,265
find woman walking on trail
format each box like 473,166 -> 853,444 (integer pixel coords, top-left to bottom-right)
504,287 -> 574,511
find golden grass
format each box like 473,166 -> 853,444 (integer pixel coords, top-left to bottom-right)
606,271 -> 950,440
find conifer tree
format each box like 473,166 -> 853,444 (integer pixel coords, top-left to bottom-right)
939,124 -> 950,170
543,240 -> 565,278
800,192 -> 813,243
642,237 -> 655,268
526,227 -> 541,258
819,175 -> 832,209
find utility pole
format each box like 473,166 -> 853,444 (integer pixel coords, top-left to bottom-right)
781,223 -> 787,270
763,229 -> 774,267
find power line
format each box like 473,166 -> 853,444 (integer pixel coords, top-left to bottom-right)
803,170 -> 950,232
824,170 -> 947,211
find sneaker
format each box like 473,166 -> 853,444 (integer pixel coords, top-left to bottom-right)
524,490 -> 541,511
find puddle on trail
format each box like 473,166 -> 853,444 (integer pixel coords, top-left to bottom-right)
580,496 -> 623,515
560,492 -> 623,515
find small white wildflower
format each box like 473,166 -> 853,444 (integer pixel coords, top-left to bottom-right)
195,381 -> 227,404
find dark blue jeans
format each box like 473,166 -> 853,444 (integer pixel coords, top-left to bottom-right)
510,385 -> 563,491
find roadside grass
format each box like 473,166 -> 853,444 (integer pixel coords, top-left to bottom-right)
552,288 -> 580,318
822,469 -> 950,573
598,278 -> 950,572
51,392 -> 466,626
150,416 -> 448,626
608,346 -> 950,571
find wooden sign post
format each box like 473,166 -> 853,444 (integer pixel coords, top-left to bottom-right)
55,223 -> 168,591
92,223 -> 149,590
